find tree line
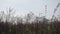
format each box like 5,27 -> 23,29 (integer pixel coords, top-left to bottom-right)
0,3 -> 60,34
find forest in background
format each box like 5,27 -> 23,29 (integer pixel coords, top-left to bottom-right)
0,3 -> 60,34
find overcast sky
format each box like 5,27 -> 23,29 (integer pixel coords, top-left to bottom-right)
0,0 -> 60,19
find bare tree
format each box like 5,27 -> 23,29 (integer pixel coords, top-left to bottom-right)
51,3 -> 60,22
6,8 -> 16,22
25,12 -> 34,23
0,11 -> 6,22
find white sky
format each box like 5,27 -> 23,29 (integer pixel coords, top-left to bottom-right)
0,0 -> 60,19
